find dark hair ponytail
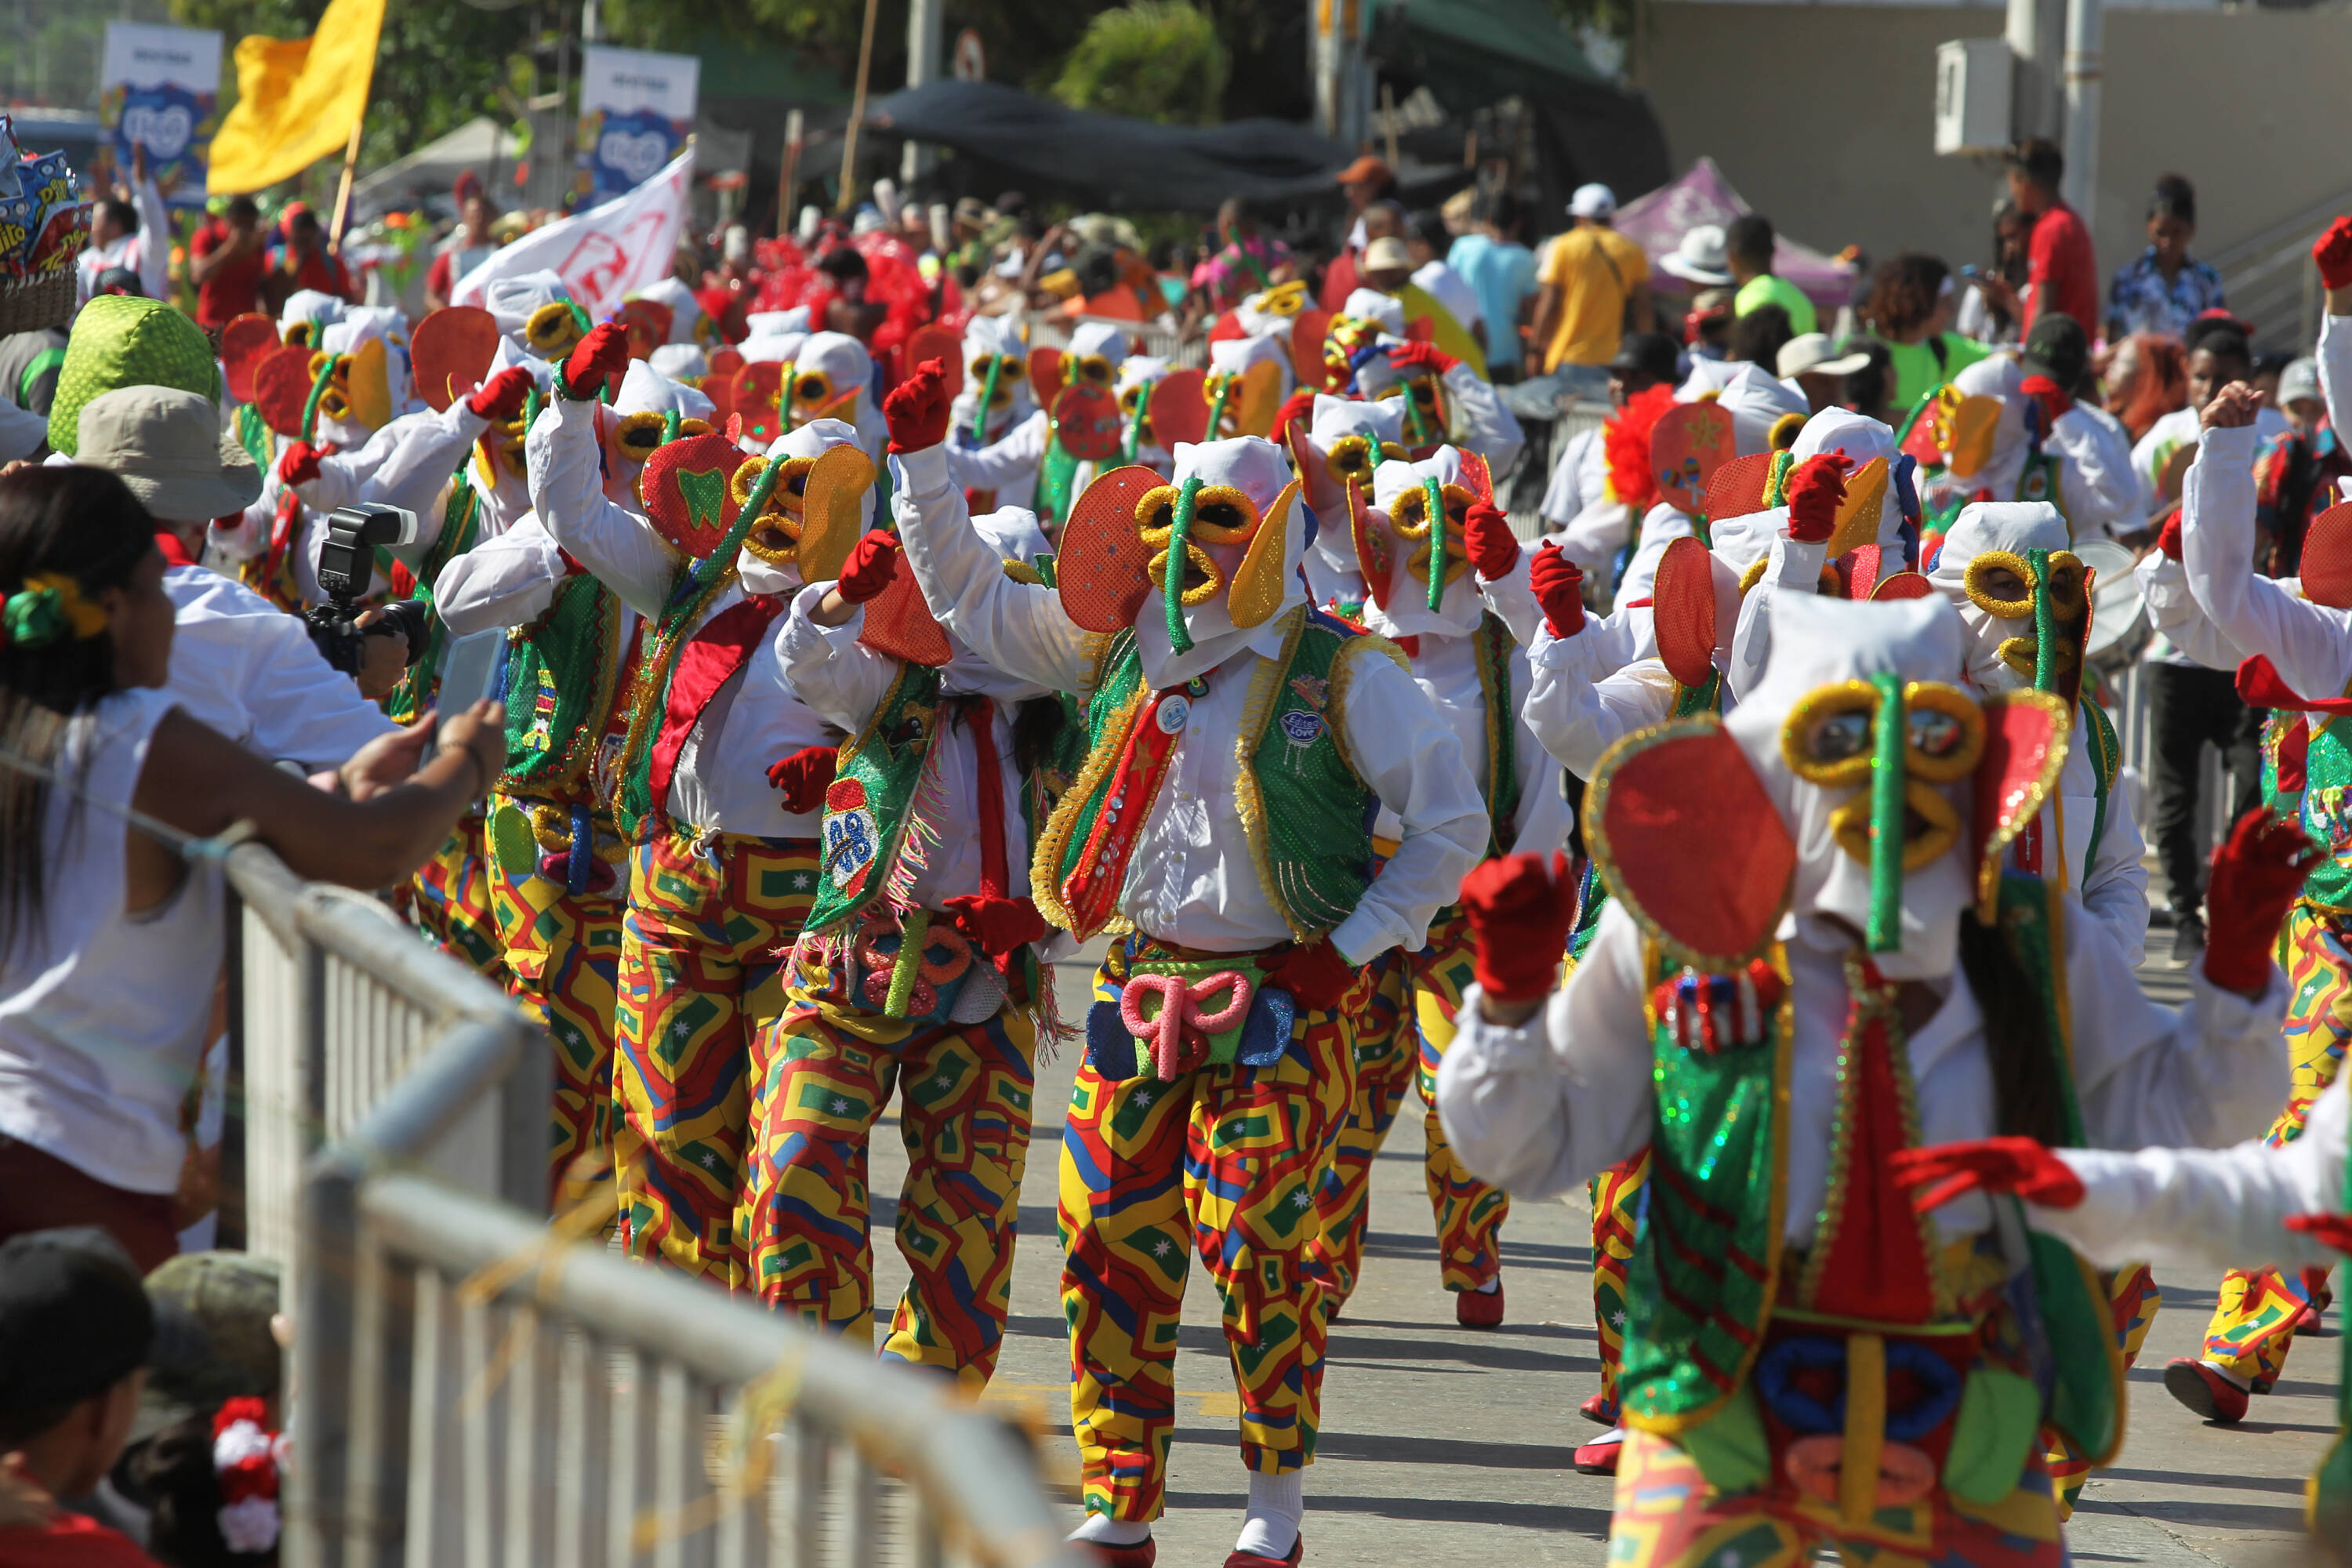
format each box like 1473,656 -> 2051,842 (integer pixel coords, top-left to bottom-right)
1956,911 -> 2071,1147
0,465 -> 158,960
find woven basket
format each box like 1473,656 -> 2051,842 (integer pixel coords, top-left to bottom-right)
0,270 -> 74,336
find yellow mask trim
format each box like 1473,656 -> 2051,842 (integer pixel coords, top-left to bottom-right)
1824,456 -> 1888,558
1229,477 -> 1299,629
1942,394 -> 2002,479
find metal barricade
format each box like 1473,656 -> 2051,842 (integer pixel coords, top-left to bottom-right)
230,842 -> 547,1276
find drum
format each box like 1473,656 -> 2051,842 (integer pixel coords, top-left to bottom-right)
2077,537 -> 2150,673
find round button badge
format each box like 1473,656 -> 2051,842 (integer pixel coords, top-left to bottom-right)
1157,696 -> 1192,735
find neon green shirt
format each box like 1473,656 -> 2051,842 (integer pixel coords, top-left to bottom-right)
1734,274 -> 1817,337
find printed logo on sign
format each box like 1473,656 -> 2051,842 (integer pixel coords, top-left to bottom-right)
121,103 -> 193,158
599,129 -> 673,187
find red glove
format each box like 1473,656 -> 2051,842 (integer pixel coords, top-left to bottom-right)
2203,808 -> 2323,995
1386,340 -> 1457,379
277,441 -> 324,488
1461,851 -> 1577,1004
1783,452 -> 1849,545
1529,543 -> 1585,638
766,745 -> 837,815
941,893 -> 1050,956
835,532 -> 901,604
2156,509 -> 2184,561
466,365 -> 535,423
1262,939 -> 1357,1014
561,321 -> 631,400
1889,1138 -> 2086,1214
1465,499 -> 1520,580
2315,216 -> 2352,291
1272,388 -> 1317,435
885,358 -> 953,454
2284,1213 -> 2352,1254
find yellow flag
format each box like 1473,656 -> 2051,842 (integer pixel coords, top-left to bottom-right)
205,0 -> 386,195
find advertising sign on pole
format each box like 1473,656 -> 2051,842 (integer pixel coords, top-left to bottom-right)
579,45 -> 699,201
100,23 -> 223,208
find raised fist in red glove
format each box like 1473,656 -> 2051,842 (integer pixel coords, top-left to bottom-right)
1461,851 -> 1577,1005
2203,808 -> 2322,996
941,893 -> 1050,956
767,744 -> 838,815
2314,216 -> 2352,292
1529,543 -> 1585,639
466,365 -> 535,423
1386,340 -> 1457,379
1262,938 -> 1358,1014
1783,452 -> 1849,545
1465,498 -> 1520,581
561,321 -> 631,401
2285,1212 -> 2352,1255
885,358 -> 953,454
1272,388 -> 1317,436
2156,509 -> 2184,561
277,440 -> 324,488
837,531 -> 902,604
1889,1138 -> 2085,1214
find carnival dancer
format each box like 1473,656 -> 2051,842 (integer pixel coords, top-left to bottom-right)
2171,378 -> 2352,1422
531,321 -> 852,1286
436,359 -> 715,1208
949,314 -> 1038,512
886,358 -> 1486,1567
1301,447 -> 1569,1327
1540,331 -> 1682,584
942,324 -> 1166,522
1437,590 -> 2299,1566
742,506 -> 1073,1386
1345,337 -> 1523,478
1288,392 -> 1404,612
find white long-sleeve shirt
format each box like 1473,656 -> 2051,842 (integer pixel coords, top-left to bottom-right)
2035,1069 -> 2348,1276
1376,632 -> 1572,861
434,515 -> 578,635
940,408 -> 1169,501
163,563 -> 398,769
2136,550 -> 2248,673
1540,426 -> 1630,579
1436,362 -> 1523,479
1436,896 -> 2291,1249
2183,420 -> 2350,701
1520,617 -> 1679,781
75,176 -> 171,304
2049,401 -> 2146,541
528,395 -> 832,840
892,441 -> 1487,964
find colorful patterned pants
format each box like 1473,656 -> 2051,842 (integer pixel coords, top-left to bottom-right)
2201,903 -> 2351,1392
1606,1427 -> 2066,1568
1588,1150 -> 1650,1425
1304,908 -> 1507,1301
405,817 -> 509,985
742,951 -> 1036,1390
485,795 -> 627,1211
2046,1263 -> 2161,1516
611,829 -> 819,1287
1060,936 -> 1367,1523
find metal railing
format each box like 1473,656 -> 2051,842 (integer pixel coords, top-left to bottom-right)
227,843 -> 1079,1568
2208,186 -> 2352,355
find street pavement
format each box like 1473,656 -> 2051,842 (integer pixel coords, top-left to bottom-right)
859,945 -> 2337,1566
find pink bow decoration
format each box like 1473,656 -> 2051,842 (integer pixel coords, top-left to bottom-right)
1119,971 -> 1254,1081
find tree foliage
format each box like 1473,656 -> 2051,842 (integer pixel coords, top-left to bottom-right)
1048,2 -> 1227,125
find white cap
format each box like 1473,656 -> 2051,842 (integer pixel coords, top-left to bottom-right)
2281,356 -> 2323,407
1568,183 -> 1617,220
1776,333 -> 1873,381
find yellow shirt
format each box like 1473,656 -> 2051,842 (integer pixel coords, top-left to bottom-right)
1540,224 -> 1649,372
1386,281 -> 1489,379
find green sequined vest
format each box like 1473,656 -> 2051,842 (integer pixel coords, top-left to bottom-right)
2266,708 -> 2352,913
1468,614 -> 1522,855
383,477 -> 486,726
807,661 -> 946,935
1033,605 -> 1388,942
499,571 -> 625,804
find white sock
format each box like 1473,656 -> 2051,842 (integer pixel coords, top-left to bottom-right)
2201,1359 -> 2252,1391
1070,1513 -> 1151,1547
1582,1425 -> 1625,1448
1475,1276 -> 1501,1294
1235,1469 -> 1304,1559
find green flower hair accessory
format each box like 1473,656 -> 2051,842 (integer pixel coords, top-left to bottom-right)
3,573 -> 108,650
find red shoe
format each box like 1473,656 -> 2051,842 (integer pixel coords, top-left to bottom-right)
2163,1358 -> 2249,1424
1573,1430 -> 1624,1475
1077,1541 -> 1155,1568
1454,1283 -> 1504,1327
1223,1532 -> 1302,1567
2292,1302 -> 2324,1336
1578,1392 -> 1615,1427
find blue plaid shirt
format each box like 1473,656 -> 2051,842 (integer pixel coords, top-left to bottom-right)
2107,248 -> 2227,339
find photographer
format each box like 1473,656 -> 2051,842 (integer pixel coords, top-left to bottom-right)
68,387 -> 405,768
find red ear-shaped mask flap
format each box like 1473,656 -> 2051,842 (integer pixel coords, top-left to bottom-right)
706,347 -> 746,379
251,344 -> 320,437
1836,543 -> 1886,601
1354,497 -> 1397,612
1706,452 -> 1776,523
1588,718 -> 1796,969
1052,383 -> 1125,462
857,546 -> 953,666
615,298 -> 673,361
1291,308 -> 1333,387
220,314 -> 281,405
1969,688 -> 2071,918
409,306 -> 501,413
1149,368 -> 1209,449
905,324 -> 962,394
2301,501 -> 2352,608
1455,448 -> 1494,508
1056,463 -> 1167,632
1029,346 -> 1066,411
1287,418 -> 1339,516
638,432 -> 748,557
702,375 -> 738,427
733,362 -> 786,445
1652,535 -> 1719,689
1652,401 -> 1734,515
1869,570 -> 1935,601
